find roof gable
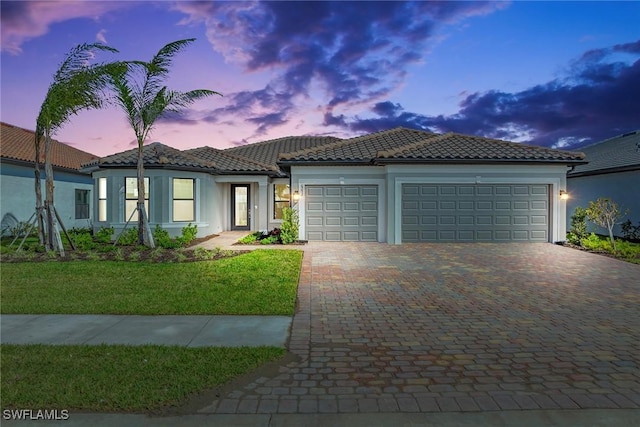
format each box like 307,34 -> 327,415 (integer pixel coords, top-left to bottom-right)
568,130 -> 640,176
0,122 -> 98,171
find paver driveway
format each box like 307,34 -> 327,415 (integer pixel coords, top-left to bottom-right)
201,243 -> 640,414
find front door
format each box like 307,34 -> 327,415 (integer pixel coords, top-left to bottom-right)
231,184 -> 250,230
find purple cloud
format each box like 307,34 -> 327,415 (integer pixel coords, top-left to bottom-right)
336,40 -> 640,148
174,1 -> 506,139
0,1 -> 128,54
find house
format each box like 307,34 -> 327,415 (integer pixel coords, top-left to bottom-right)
567,130 -> 640,236
0,122 -> 98,234
83,127 -> 586,244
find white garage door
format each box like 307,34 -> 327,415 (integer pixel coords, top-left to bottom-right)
305,185 -> 378,241
402,184 -> 549,242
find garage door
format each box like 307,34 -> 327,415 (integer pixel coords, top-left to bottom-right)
402,184 -> 549,242
306,185 -> 378,241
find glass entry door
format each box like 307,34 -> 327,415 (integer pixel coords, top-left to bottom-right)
231,184 -> 250,230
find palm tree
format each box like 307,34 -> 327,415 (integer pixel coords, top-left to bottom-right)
108,38 -> 221,247
36,43 -> 118,253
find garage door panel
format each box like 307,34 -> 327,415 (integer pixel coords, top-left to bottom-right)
306,185 -> 378,241
325,187 -> 341,197
361,216 -> 377,226
402,184 -> 549,242
531,200 -> 547,210
361,201 -> 377,211
307,217 -> 323,226
361,187 -> 378,197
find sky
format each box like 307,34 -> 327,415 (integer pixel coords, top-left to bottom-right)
1,1 -> 639,157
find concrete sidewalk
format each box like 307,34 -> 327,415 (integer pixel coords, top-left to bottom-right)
3,409 -> 639,426
0,314 -> 291,347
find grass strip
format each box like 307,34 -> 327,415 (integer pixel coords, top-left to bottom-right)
1,250 -> 302,315
1,344 -> 285,411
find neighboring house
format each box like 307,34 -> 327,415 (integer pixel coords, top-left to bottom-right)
0,122 -> 99,234
567,130 -> 640,236
84,127 -> 586,244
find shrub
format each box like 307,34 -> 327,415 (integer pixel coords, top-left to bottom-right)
260,235 -> 279,245
95,227 -> 114,243
567,207 -> 588,245
280,207 -> 299,244
580,233 -> 611,252
117,227 -> 139,246
621,219 -> 640,241
70,231 -> 96,251
238,232 -> 260,244
176,223 -> 198,247
153,225 -> 179,249
8,221 -> 37,238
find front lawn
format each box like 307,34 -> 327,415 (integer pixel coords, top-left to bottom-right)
1,344 -> 284,411
1,249 -> 303,315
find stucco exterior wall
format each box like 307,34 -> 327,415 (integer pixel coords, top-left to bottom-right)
91,168 -> 222,238
567,170 -> 640,236
290,165 -> 388,242
290,163 -> 570,244
1,162 -> 93,232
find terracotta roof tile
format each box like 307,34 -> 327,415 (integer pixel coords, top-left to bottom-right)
85,142 -> 214,170
227,135 -> 341,167
184,146 -> 278,173
1,122 -> 98,170
377,132 -> 586,163
568,130 -> 640,176
279,127 -> 437,163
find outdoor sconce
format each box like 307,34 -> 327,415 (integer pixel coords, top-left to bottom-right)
559,190 -> 569,200
292,190 -> 301,202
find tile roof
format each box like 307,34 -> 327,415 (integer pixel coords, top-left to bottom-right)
568,130 -> 640,176
0,121 -> 98,171
184,146 -> 278,174
227,135 -> 342,167
280,127 -> 435,163
376,132 -> 587,163
84,142 -> 214,171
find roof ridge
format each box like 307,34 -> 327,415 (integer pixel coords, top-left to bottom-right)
187,146 -> 278,171
377,132 -> 451,158
579,129 -> 640,150
280,127 -> 431,160
226,134 -> 339,152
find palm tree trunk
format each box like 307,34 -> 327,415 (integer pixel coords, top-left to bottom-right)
34,137 -> 46,246
136,147 -> 155,248
44,130 -> 55,251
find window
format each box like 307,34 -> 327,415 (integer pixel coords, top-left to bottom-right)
125,177 -> 149,221
75,189 -> 90,219
173,178 -> 195,222
98,178 -> 107,221
273,184 -> 290,220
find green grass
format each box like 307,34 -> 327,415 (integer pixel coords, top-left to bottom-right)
1,344 -> 285,411
1,249 -> 303,315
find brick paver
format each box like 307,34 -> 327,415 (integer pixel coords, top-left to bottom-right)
199,243 -> 640,414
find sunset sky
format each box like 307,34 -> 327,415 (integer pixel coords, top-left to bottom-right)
1,1 -> 638,157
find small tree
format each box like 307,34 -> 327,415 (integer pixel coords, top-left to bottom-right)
585,198 -> 628,251
567,207 -> 588,245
